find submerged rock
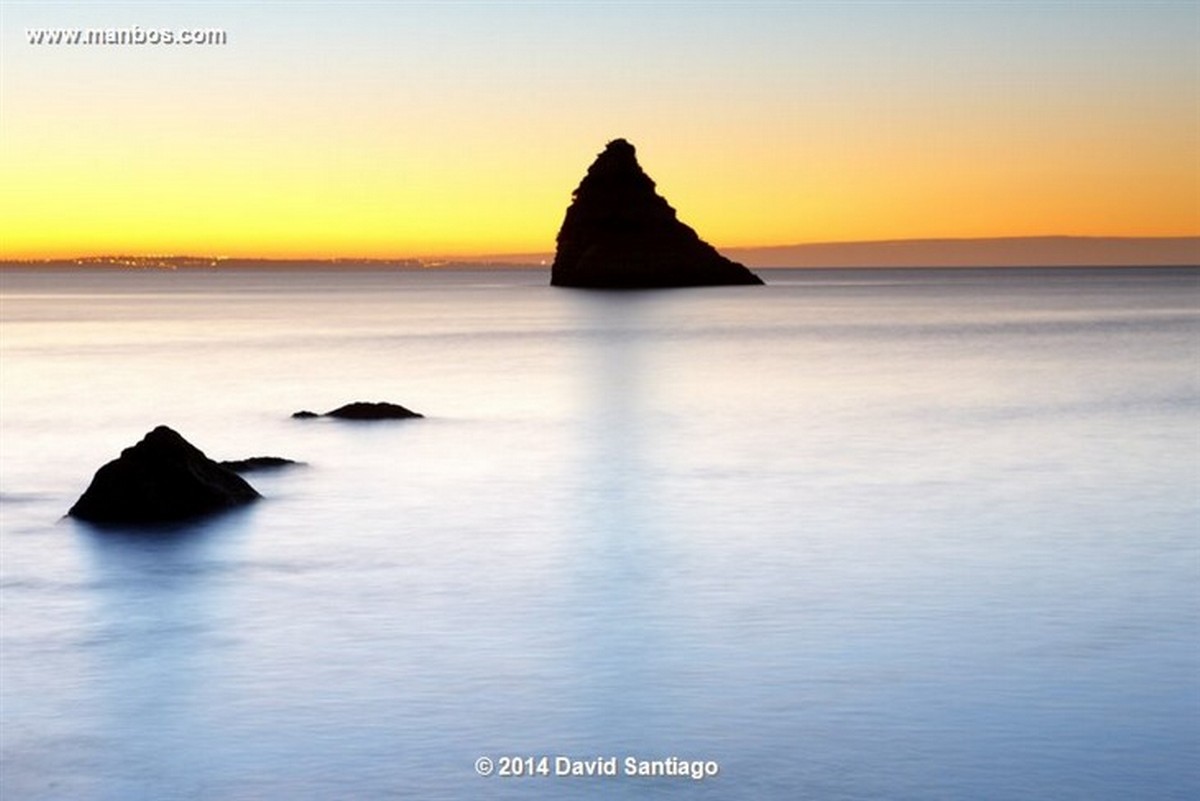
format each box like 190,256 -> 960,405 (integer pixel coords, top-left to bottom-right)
219,456 -> 301,473
69,426 -> 261,523
292,401 -> 424,420
550,139 -> 764,288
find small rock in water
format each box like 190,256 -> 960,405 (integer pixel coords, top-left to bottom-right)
219,456 -> 301,473
292,401 -> 424,420
69,425 -> 261,524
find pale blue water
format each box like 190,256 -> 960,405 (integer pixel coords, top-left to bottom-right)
1,267 -> 1197,800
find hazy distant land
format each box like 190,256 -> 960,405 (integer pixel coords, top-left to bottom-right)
2,236 -> 1196,270
724,236 -> 1200,268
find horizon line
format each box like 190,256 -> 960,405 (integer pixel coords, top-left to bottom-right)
3,235 -> 1197,269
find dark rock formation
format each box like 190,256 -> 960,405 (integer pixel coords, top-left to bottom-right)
551,139 -> 764,288
219,456 -> 301,473
292,401 -> 424,420
69,426 -> 260,523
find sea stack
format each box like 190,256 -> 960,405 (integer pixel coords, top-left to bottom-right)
69,426 -> 261,523
550,139 -> 763,288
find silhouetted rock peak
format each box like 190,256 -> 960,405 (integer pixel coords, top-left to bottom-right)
573,139 -> 658,201
551,139 -> 764,288
292,401 -> 424,420
69,425 -> 261,523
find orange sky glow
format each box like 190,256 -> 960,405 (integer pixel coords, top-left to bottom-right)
2,3 -> 1196,261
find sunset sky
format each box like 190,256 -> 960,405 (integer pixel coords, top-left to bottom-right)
1,1 -> 1197,260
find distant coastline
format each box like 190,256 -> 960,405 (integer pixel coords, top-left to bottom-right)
0,256 -> 535,271
2,236 -> 1196,270
723,236 -> 1200,268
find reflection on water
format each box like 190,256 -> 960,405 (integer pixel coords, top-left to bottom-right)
78,515 -> 251,799
1,268 -> 1197,800
568,291 -> 666,747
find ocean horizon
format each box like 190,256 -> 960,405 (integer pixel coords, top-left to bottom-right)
4,234 -> 1198,271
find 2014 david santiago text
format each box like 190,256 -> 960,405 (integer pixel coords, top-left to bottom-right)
475,755 -> 720,781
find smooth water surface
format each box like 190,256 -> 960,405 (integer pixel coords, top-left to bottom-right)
2,267 -> 1197,800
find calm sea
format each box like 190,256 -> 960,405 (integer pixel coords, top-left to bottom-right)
1,267 -> 1197,800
